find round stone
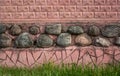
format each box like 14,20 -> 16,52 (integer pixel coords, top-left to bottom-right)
88,26 -> 100,36
102,25 -> 120,37
75,34 -> 92,46
0,34 -> 12,48
68,26 -> 84,34
36,34 -> 53,48
57,33 -> 71,47
0,24 -> 7,34
95,37 -> 111,47
9,24 -> 22,35
29,26 -> 40,35
45,24 -> 62,35
15,32 -> 33,48
115,37 -> 120,46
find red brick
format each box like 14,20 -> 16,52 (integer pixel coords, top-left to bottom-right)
0,13 -> 12,19
47,12 -> 59,19
76,6 -> 88,12
94,0 -> 106,5
71,12 -> 82,18
41,6 -> 53,12
70,0 -> 82,5
47,0 -> 58,5
35,0 -> 47,5
17,6 -> 29,12
59,0 -> 70,5
0,7 -> 5,12
0,0 -> 11,6
53,6 -> 65,12
82,0 -> 94,5
106,0 -> 117,5
106,12 -> 117,18
23,0 -> 35,5
11,0 -> 23,5
65,6 -> 76,12
95,12 -> 106,18
111,6 -> 120,12
100,6 -> 111,12
88,6 -> 100,12
23,12 -> 35,19
82,12 -> 94,18
117,12 -> 120,18
12,13 -> 23,19
35,12 -> 47,19
4,6 -> 17,12
59,12 -> 71,19
29,6 -> 41,12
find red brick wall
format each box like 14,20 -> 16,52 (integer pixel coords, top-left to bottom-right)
0,0 -> 120,23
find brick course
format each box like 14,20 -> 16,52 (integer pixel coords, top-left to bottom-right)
0,0 -> 120,23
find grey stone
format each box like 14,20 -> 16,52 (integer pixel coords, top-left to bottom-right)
95,37 -> 111,47
15,32 -> 33,48
102,25 -> 120,37
36,34 -> 53,48
29,26 -> 40,35
45,24 -> 62,35
75,34 -> 92,46
9,25 -> 22,35
68,26 -> 84,34
0,34 -> 12,48
88,26 -> 100,36
0,24 -> 7,34
57,33 -> 71,47
115,37 -> 120,46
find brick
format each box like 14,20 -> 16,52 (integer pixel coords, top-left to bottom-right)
59,12 -> 71,19
4,6 -> 17,12
117,12 -> 120,18
88,6 -> 100,12
41,6 -> 53,12
23,0 -> 35,5
0,0 -> 11,6
106,12 -> 117,18
29,6 -> 41,12
11,0 -> 23,5
53,6 -> 65,12
76,6 -> 88,12
0,13 -> 12,19
47,0 -> 58,5
0,7 -> 5,12
35,12 -> 47,19
94,0 -> 106,5
70,0 -> 82,5
17,6 -> 29,12
118,0 -> 120,5
65,6 -> 76,12
23,12 -> 35,19
47,12 -> 59,19
59,0 -> 70,5
71,12 -> 82,18
95,12 -> 106,18
106,0 -> 117,5
82,12 -> 94,18
111,6 -> 120,12
12,13 -> 23,19
82,0 -> 94,5
35,0 -> 47,5
100,6 -> 111,12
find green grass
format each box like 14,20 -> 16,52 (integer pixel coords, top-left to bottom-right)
0,63 -> 120,76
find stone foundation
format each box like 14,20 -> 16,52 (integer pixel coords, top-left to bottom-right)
0,22 -> 120,67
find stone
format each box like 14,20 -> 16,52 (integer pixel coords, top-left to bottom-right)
88,25 -> 100,36
95,37 -> 111,47
68,26 -> 84,34
36,34 -> 53,48
45,24 -> 62,35
15,32 -> 33,48
57,33 -> 71,47
75,34 -> 92,46
115,37 -> 120,46
0,24 -> 7,34
0,34 -> 12,48
29,26 -> 40,35
9,24 -> 22,35
102,25 -> 120,37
